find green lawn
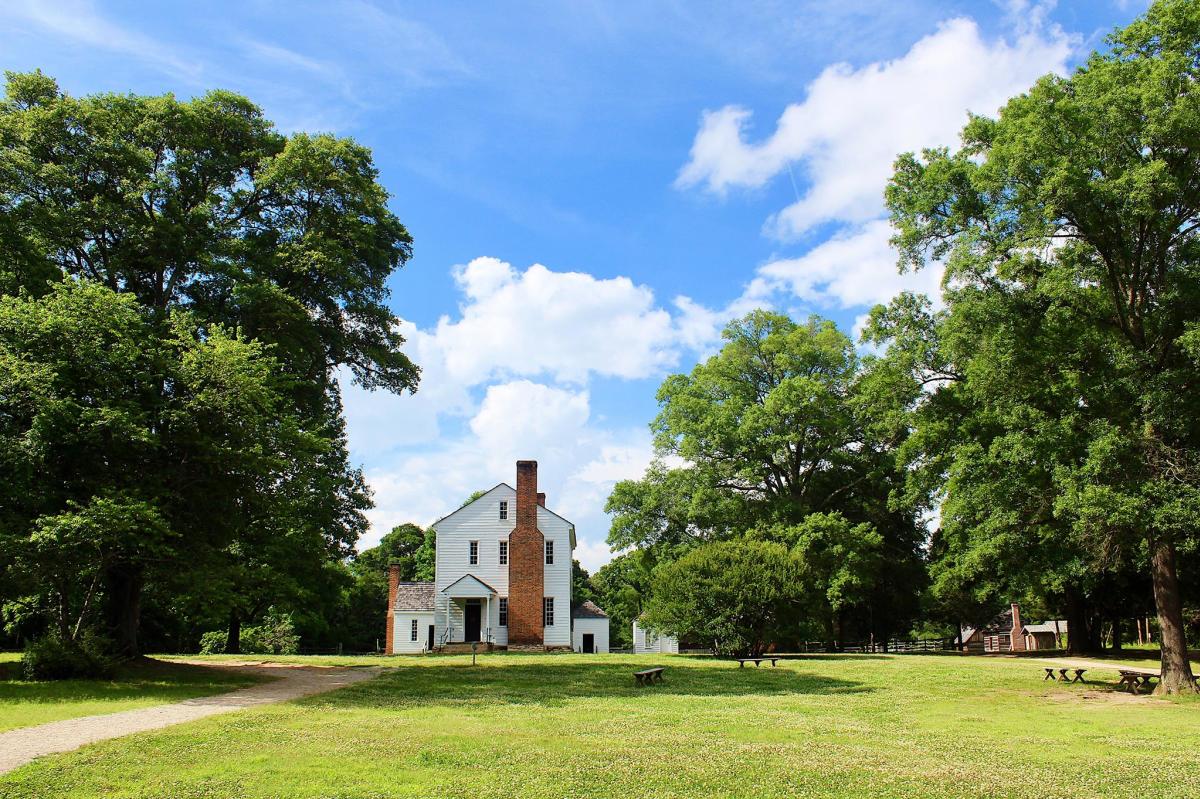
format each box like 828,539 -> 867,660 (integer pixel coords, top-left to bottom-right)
1,652 -> 1197,798
0,653 -> 265,733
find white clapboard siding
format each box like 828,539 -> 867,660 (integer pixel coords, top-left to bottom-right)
572,617 -> 610,653
392,612 -> 436,654
432,482 -> 574,647
633,621 -> 679,654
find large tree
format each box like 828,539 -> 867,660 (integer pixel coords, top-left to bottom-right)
881,0 -> 1200,691
0,72 -> 417,655
608,311 -> 926,644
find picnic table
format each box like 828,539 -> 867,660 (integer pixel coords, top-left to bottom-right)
1042,667 -> 1087,683
634,667 -> 666,686
736,657 -> 781,668
1117,670 -> 1157,694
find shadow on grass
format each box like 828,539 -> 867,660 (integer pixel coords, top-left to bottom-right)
0,658 -> 260,706
304,659 -> 869,710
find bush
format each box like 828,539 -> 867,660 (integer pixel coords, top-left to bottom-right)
21,633 -> 117,681
198,630 -> 227,655
241,609 -> 300,655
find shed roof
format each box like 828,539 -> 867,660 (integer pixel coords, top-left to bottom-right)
1023,621 -> 1068,635
572,600 -> 608,619
393,582 -> 435,612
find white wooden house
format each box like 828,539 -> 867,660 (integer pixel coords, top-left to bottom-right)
632,620 -> 678,654
385,460 -> 610,653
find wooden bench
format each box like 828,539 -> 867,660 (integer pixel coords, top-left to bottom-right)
736,657 -> 781,668
1043,667 -> 1087,683
634,667 -> 665,686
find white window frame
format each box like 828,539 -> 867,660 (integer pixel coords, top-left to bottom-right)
499,501 -> 508,520
410,618 -> 418,641
545,539 -> 554,565
499,597 -> 508,627
499,539 -> 508,565
543,597 -> 554,627
469,540 -> 478,565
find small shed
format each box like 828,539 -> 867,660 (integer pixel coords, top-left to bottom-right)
571,600 -> 610,654
632,620 -> 678,654
1021,621 -> 1067,651
390,582 -> 436,654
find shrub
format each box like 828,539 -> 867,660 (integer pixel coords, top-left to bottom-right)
21,633 -> 117,681
198,630 -> 227,655
241,609 -> 300,655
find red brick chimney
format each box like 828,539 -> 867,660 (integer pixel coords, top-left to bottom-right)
537,492 -> 546,507
385,564 -> 401,654
508,460 -> 545,646
1009,602 -> 1025,652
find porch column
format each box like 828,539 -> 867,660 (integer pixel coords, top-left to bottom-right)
486,595 -> 491,642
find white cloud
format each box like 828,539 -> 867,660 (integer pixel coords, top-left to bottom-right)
343,256 -> 736,570
677,14 -> 1075,241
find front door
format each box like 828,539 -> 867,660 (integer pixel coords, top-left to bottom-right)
583,633 -> 595,654
464,600 -> 482,642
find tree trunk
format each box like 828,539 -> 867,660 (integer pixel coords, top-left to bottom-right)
104,563 -> 142,658
225,608 -> 242,655
1110,613 -> 1123,652
823,613 -> 836,653
1148,533 -> 1197,694
1063,588 -> 1102,656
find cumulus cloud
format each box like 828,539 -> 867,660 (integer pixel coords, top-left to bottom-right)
677,14 -> 1075,241
343,256 -> 741,569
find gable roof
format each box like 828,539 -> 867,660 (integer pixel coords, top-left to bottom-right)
1023,621 -> 1068,635
428,481 -> 577,548
572,600 -> 608,619
441,573 -> 497,595
393,582 -> 435,612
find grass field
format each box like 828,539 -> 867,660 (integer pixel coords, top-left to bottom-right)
1,652 -> 1198,798
0,652 -> 265,733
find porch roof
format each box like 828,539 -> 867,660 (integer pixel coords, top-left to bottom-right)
441,573 -> 497,598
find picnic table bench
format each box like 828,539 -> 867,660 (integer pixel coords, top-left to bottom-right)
634,667 -> 666,686
736,657 -> 781,668
1042,667 -> 1087,683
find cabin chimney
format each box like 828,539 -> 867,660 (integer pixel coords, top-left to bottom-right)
1009,602 -> 1025,652
508,460 -> 545,647
537,492 -> 546,507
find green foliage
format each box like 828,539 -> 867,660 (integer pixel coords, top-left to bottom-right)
643,540 -> 804,656
878,0 -> 1200,687
571,560 -> 598,607
239,610 -> 300,655
198,632 -> 227,656
591,552 -> 651,649
21,634 -> 116,681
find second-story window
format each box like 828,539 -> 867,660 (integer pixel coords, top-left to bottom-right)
499,597 -> 508,627
469,540 -> 478,565
545,539 -> 554,565
499,540 -> 508,565
499,500 -> 508,520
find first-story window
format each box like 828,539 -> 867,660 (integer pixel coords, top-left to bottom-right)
499,597 -> 508,627
543,596 -> 554,627
545,539 -> 554,565
410,618 -> 418,641
499,540 -> 508,565
469,540 -> 478,565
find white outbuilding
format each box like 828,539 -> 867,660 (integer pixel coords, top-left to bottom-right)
572,600 -> 610,653
632,620 -> 678,654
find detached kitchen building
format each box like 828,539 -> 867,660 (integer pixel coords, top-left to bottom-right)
385,460 -> 610,654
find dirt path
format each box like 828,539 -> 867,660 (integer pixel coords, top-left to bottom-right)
0,661 -> 381,775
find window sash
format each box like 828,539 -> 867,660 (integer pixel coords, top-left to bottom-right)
410,619 -> 418,641
499,597 -> 508,627
499,501 -> 508,520
543,597 -> 554,626
499,540 -> 508,565
469,540 -> 479,565
545,540 -> 554,565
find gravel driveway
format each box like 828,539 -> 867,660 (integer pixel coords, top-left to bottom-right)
0,661 -> 381,775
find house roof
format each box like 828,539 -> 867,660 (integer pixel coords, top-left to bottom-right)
1023,621 -> 1068,635
429,482 -> 577,549
572,600 -> 608,619
393,582 -> 435,612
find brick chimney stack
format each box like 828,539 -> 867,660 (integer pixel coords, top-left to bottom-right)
508,461 -> 545,647
537,492 -> 546,507
1009,602 -> 1026,652
385,564 -> 401,654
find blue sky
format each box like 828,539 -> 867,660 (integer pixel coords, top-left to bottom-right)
1,0 -> 1146,569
